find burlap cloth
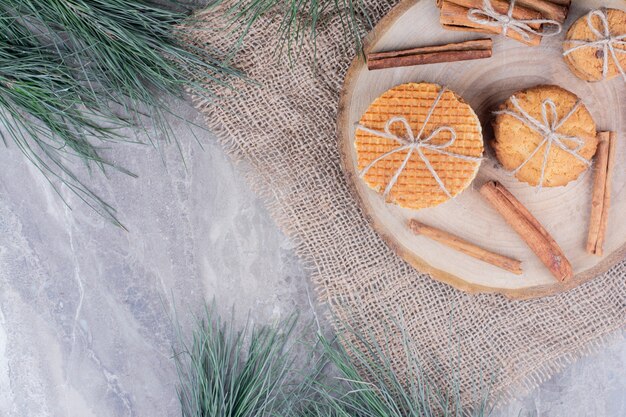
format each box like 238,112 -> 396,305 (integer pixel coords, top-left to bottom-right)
190,1 -> 625,406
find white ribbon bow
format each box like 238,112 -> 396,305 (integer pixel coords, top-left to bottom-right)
563,8 -> 626,81
468,0 -> 561,43
494,97 -> 591,189
355,88 -> 482,201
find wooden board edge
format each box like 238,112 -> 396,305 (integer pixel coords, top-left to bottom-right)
336,0 -> 626,300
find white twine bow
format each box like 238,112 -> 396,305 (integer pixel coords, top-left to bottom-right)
563,8 -> 626,81
468,0 -> 562,43
355,88 -> 482,201
494,97 -> 591,189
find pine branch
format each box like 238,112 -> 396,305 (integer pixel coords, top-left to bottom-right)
173,305 -> 299,417
209,0 -> 373,60
0,0 -> 243,227
295,317 -> 497,417
174,304 -> 499,417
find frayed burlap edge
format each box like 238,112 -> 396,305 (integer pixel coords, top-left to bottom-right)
188,0 -> 626,409
198,104 -> 625,407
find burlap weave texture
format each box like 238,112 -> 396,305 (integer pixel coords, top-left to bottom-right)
191,1 -> 626,404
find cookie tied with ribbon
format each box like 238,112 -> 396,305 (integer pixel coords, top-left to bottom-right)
563,8 -> 626,82
493,85 -> 598,188
354,83 -> 484,210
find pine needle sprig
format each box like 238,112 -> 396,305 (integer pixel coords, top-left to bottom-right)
0,14 -> 133,226
12,0 -> 241,120
0,0 -> 243,227
174,305 -> 299,417
298,320 -> 496,417
173,304 -> 501,417
209,0 -> 372,61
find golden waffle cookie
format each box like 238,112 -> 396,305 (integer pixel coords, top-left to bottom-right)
355,82 -> 483,210
563,8 -> 626,82
493,85 -> 597,188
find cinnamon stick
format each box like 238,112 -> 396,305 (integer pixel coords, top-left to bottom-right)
587,132 -> 610,255
587,131 -> 616,256
446,0 -> 542,21
480,181 -> 573,282
409,219 -> 523,274
444,0 -> 569,21
367,39 -> 492,70
516,0 -> 569,22
439,0 -> 542,46
545,0 -> 570,6
598,132 -> 617,254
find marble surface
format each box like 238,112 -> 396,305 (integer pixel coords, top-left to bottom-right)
0,99 -> 624,417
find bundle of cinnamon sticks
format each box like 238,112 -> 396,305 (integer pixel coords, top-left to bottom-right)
438,0 -> 571,46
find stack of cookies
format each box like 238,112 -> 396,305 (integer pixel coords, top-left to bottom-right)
563,8 -> 626,82
492,85 -> 598,188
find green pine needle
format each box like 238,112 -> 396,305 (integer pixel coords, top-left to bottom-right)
173,305 -> 299,417
209,0 -> 373,61
174,305 -> 498,417
0,13 -> 132,227
0,0 -> 242,227
298,320 -> 497,417
11,0 -> 241,131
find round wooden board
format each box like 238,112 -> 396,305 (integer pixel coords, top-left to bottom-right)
338,0 -> 626,299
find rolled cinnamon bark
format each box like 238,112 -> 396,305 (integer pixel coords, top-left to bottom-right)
598,132 -> 617,253
367,39 -> 493,70
516,0 -> 568,23
444,0 -> 570,20
587,131 -> 616,256
446,0 -> 541,21
480,181 -> 573,282
546,0 -> 570,6
409,219 -> 523,274
439,0 -> 542,46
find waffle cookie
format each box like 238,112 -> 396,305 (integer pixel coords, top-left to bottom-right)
563,8 -> 626,82
493,85 -> 597,188
354,82 -> 483,210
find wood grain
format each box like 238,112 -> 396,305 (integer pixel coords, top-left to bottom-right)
337,0 -> 626,299
409,219 -> 523,274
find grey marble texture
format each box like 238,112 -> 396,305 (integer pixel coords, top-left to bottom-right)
0,99 -> 624,417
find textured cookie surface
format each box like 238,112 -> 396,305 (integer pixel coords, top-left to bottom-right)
563,8 -> 626,82
355,82 -> 483,210
493,85 -> 597,187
